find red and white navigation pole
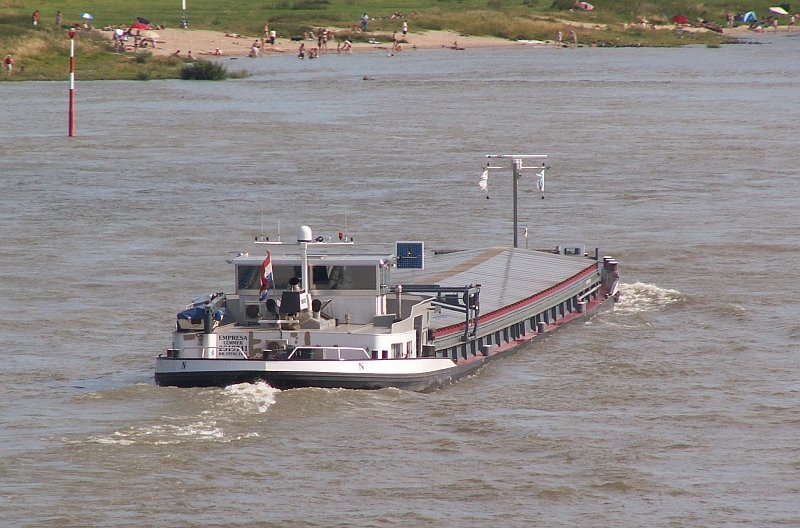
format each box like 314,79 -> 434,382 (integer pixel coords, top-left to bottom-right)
68,29 -> 76,137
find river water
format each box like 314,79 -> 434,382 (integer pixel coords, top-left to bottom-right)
1,32 -> 798,527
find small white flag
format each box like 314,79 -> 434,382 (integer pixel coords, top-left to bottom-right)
536,170 -> 545,193
479,169 -> 489,192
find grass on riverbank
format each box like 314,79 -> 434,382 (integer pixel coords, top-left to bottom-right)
6,0 -> 756,37
2,0 -> 750,80
0,21 -> 247,81
0,22 -> 190,80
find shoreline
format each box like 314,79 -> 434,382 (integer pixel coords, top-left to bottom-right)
114,29 -> 526,59
108,25 -> 764,60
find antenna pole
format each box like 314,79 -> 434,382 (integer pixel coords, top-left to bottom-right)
301,241 -> 308,293
486,154 -> 547,249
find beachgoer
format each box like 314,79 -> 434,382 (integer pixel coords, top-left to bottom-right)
789,15 -> 796,30
55,11 -> 63,26
361,13 -> 369,32
726,13 -> 734,28
298,43 -> 305,58
402,21 -> 408,36
32,10 -> 40,26
555,30 -> 562,46
113,28 -> 126,51
187,51 -> 195,59
4,54 -> 13,74
249,45 -> 259,58
263,23 -> 269,39
269,29 -> 276,45
171,49 -> 181,56
567,30 -> 577,47
214,47 -> 221,56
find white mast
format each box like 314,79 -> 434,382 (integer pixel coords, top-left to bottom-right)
484,154 -> 548,248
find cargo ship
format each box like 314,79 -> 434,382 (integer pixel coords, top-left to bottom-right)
155,155 -> 620,391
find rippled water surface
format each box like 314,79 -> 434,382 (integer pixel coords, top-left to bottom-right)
1,33 -> 799,527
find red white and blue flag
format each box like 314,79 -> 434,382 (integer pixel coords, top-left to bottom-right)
259,251 -> 273,301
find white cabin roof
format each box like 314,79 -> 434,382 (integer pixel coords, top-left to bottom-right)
232,253 -> 393,267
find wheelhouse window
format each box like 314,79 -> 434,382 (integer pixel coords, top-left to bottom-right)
237,265 -> 302,292
310,265 -> 375,290
237,264 -> 377,292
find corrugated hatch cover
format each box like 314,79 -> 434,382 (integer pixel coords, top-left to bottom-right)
392,247 -> 594,326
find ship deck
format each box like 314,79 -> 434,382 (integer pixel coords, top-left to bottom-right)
391,247 -> 596,328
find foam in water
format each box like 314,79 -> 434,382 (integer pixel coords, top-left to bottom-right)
74,421 -> 264,446
221,381 -> 279,414
63,383 -> 277,446
75,421 -> 226,446
613,281 -> 684,315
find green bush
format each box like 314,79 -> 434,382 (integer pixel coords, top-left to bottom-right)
550,0 -> 574,10
135,51 -> 153,64
274,0 -> 330,9
291,0 -> 331,9
180,59 -> 228,80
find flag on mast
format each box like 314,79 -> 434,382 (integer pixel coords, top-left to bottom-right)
479,168 -> 489,192
536,169 -> 545,198
259,251 -> 273,301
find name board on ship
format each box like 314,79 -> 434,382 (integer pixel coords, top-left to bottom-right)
218,333 -> 248,357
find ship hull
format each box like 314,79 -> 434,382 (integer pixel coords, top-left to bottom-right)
155,293 -> 614,392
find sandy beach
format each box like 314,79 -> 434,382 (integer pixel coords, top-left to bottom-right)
113,28 -> 523,58
109,24 -> 761,59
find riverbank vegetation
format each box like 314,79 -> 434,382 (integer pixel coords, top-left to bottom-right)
2,0 -> 755,81
0,17 -> 195,80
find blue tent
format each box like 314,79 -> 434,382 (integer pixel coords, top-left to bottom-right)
742,11 -> 757,23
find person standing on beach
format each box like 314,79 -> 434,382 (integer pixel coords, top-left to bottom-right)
269,29 -> 276,45
4,54 -> 14,74
32,10 -> 40,26
402,20 -> 408,37
789,14 -> 795,30
555,30 -> 562,46
55,10 -> 62,26
361,13 -> 369,32
567,30 -> 577,47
